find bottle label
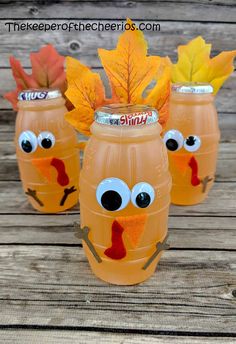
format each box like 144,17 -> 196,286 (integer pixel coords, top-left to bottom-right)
18,89 -> 61,101
95,107 -> 158,126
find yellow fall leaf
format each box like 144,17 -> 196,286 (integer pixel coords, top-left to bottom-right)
172,36 -> 211,82
205,51 -> 236,94
171,36 -> 236,94
98,18 -> 160,103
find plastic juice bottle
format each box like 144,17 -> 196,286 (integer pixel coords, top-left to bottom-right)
78,104 -> 171,285
164,83 -> 220,205
15,89 -> 80,213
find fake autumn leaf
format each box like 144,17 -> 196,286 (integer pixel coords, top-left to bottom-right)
65,19 -> 171,136
205,51 -> 236,94
171,36 -> 236,94
4,45 -> 67,110
65,57 -> 109,136
144,57 -> 171,127
98,19 -> 160,104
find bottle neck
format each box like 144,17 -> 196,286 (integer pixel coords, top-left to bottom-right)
170,92 -> 215,105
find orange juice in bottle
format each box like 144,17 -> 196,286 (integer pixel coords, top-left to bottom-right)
77,104 -> 171,285
16,89 -> 80,213
164,83 -> 220,205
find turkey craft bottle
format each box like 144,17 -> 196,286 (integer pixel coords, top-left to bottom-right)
15,89 -> 80,213
78,104 -> 172,285
164,83 -> 220,205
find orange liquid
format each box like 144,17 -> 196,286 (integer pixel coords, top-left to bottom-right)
16,96 -> 80,212
80,120 -> 171,285
166,92 -> 220,205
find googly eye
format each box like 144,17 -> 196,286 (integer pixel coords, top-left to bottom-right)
131,182 -> 155,208
96,178 -> 130,211
38,131 -> 55,149
163,129 -> 184,152
184,135 -> 201,152
18,130 -> 38,153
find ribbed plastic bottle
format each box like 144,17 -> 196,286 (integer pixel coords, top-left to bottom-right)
15,89 -> 80,212
163,83 -> 220,205
79,104 -> 171,285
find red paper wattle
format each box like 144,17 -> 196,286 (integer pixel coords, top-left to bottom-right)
51,158 -> 69,186
188,156 -> 201,186
104,220 -> 126,260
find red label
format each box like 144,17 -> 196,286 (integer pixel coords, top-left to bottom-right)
120,111 -> 153,126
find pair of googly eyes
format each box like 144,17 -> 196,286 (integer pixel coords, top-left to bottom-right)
18,130 -> 55,153
163,130 -> 201,152
96,178 -> 155,212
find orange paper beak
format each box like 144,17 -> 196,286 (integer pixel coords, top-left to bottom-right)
116,214 -> 147,248
32,157 -> 53,182
171,153 -> 193,175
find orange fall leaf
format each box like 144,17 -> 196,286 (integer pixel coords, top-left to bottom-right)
65,19 -> 171,135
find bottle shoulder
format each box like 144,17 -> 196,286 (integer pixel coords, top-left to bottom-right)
90,122 -> 162,143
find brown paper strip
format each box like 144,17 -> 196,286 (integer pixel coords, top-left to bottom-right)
142,234 -> 170,270
60,185 -> 77,206
74,223 -> 102,264
201,176 -> 213,193
25,188 -> 44,207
